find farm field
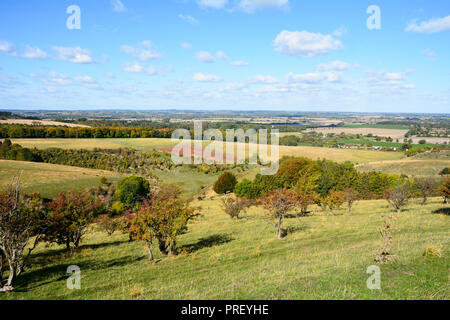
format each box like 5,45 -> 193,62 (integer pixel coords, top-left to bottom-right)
357,160 -> 450,177
306,127 -> 409,139
0,119 -> 90,128
0,160 -> 123,198
11,138 -> 404,164
2,196 -> 448,300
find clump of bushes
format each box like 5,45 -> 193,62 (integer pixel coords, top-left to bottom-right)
213,172 -> 237,194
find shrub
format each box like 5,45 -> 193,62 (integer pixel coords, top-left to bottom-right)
414,177 -> 438,205
221,196 -> 251,219
213,172 -> 237,195
384,179 -> 412,213
262,189 -> 298,239
234,179 -> 253,198
441,176 -> 450,205
116,176 -> 150,208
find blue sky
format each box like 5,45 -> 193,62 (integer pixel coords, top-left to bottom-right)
0,0 -> 449,113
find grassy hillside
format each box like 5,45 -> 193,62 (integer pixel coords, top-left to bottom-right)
357,160 -> 450,177
2,197 -> 448,300
0,160 -> 123,198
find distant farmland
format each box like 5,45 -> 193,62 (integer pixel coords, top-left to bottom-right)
0,119 -> 90,127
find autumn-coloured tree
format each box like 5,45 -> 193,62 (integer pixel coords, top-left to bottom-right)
294,170 -> 320,216
221,196 -> 252,219
129,185 -> 198,260
262,189 -> 298,239
414,177 -> 438,206
343,188 -> 359,215
213,172 -> 237,195
44,191 -> 105,251
384,179 -> 412,213
441,176 -> 450,205
322,191 -> 345,214
0,178 -> 46,291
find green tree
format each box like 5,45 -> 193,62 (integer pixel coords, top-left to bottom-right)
116,176 -> 150,208
213,172 -> 237,194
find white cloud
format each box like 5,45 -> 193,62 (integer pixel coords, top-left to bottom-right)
230,60 -> 250,66
45,71 -> 72,86
0,41 -> 15,54
247,75 -> 278,84
215,51 -> 228,60
318,60 -> 351,71
406,15 -> 450,33
22,46 -> 48,59
122,62 -> 159,75
365,70 -> 414,87
197,0 -> 228,9
274,30 -> 343,58
181,42 -> 192,49
107,72 -> 116,79
238,0 -> 289,13
422,48 -> 436,60
74,76 -> 96,83
178,14 -> 199,24
111,0 -> 127,12
332,26 -> 347,37
53,46 -> 93,64
196,51 -> 216,63
120,41 -> 162,61
193,72 -> 223,82
287,72 -> 325,84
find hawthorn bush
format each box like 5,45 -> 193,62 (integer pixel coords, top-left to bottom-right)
116,176 -> 151,208
213,172 -> 237,195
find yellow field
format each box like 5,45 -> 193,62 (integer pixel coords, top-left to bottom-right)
357,159 -> 450,176
0,119 -> 90,127
0,160 -> 123,198
11,138 -> 404,164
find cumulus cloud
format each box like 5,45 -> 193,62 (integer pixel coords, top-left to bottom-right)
406,15 -> 450,33
317,60 -> 351,71
237,0 -> 289,13
215,51 -> 228,60
121,41 -> 162,61
197,0 -> 228,9
111,0 -> 127,12
53,46 -> 94,64
178,14 -> 199,24
274,30 -> 343,58
286,71 -> 344,84
22,46 -> 49,59
196,51 -> 216,63
193,72 -> 223,82
74,76 -> 96,83
0,41 -> 15,55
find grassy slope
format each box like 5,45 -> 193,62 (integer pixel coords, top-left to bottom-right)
2,197 -> 448,300
0,160 -> 123,198
357,159 -> 450,177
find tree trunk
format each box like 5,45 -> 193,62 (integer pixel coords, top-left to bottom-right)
7,263 -> 16,287
422,196 -> 427,206
396,207 -> 401,214
348,205 -> 352,216
147,246 -> 154,261
0,252 -> 3,285
276,216 -> 283,239
66,240 -> 71,251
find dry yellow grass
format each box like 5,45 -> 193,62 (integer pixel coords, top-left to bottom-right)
357,159 -> 450,176
0,119 -> 90,127
307,127 -> 408,139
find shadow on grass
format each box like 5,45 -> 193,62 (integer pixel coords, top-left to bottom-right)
433,207 -> 450,215
13,254 -> 146,292
179,233 -> 234,254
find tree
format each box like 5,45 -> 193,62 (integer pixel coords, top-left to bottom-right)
129,185 -> 198,259
440,167 -> 449,176
322,191 -> 345,214
221,196 -> 251,219
213,172 -> 237,195
441,176 -> 450,205
384,179 -> 411,213
414,177 -> 438,206
0,178 -> 46,291
262,190 -> 298,239
116,176 -> 150,208
343,188 -> 359,215
44,191 -> 105,251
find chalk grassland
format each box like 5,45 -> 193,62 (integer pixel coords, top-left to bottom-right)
0,160 -> 123,198
11,138 -> 404,164
0,120 -> 90,128
2,197 -> 448,300
357,160 -> 450,177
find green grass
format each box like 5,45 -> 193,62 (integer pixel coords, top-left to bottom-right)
0,160 -> 123,198
357,159 -> 450,177
2,197 -> 448,300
